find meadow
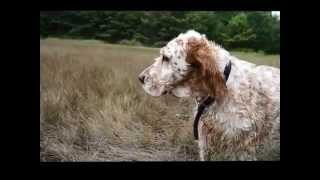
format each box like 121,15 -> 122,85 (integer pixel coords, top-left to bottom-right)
40,38 -> 280,161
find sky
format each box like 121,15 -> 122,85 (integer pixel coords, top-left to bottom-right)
272,11 -> 280,19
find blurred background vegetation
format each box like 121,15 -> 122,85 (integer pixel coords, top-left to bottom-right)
40,11 -> 280,161
40,11 -> 280,54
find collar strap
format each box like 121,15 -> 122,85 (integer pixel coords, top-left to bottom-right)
224,60 -> 232,82
193,60 -> 232,140
193,96 -> 215,140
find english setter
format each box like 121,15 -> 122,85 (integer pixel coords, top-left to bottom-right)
138,30 -> 280,161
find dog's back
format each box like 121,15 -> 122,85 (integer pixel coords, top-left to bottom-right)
198,56 -> 280,161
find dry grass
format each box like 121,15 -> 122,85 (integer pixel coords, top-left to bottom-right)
40,38 -> 279,161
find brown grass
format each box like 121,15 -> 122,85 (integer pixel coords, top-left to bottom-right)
40,38 -> 279,161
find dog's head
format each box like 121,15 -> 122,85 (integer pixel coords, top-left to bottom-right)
138,30 -> 228,100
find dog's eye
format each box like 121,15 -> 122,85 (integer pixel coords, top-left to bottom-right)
163,56 -> 170,62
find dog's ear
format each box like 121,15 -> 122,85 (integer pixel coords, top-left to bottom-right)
186,37 -> 227,101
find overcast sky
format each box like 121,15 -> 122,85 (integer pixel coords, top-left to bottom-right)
272,11 -> 280,19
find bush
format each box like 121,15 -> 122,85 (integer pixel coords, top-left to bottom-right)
232,48 -> 255,53
118,39 -> 143,46
153,41 -> 168,47
40,11 -> 279,54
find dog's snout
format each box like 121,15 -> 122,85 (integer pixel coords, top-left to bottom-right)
138,74 -> 146,84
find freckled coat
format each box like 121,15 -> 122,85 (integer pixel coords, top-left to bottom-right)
139,30 -> 280,161
196,56 -> 280,160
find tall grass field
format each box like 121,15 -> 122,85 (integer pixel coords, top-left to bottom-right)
40,38 -> 280,161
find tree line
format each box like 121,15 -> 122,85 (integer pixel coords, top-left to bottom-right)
40,11 -> 280,54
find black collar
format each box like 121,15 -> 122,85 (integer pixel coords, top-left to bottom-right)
223,60 -> 232,82
193,60 -> 232,140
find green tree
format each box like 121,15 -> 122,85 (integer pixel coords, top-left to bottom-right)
40,11 -> 279,54
221,13 -> 256,49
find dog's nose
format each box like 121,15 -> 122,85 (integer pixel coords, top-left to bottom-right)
138,75 -> 145,84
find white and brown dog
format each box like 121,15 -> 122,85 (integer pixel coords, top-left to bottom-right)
138,30 -> 280,161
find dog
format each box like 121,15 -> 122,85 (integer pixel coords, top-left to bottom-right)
138,30 -> 280,160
